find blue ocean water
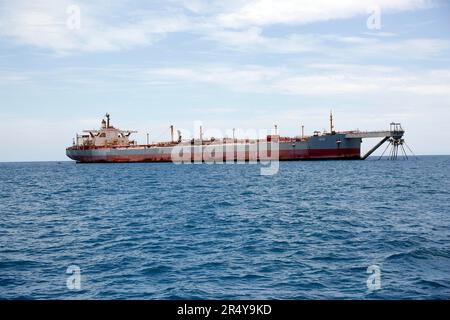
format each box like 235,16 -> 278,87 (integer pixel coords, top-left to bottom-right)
0,157 -> 449,300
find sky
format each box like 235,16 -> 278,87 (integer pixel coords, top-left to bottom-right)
0,0 -> 449,161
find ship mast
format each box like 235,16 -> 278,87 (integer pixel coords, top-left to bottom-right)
330,110 -> 334,134
106,113 -> 110,128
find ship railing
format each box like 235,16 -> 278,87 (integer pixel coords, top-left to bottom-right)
69,136 -> 312,150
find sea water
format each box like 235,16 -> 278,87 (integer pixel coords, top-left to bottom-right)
0,157 -> 449,299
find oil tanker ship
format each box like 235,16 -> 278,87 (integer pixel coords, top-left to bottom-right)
66,113 -> 405,163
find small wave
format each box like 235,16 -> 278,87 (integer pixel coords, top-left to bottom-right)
216,200 -> 234,207
386,247 -> 450,262
239,273 -> 267,280
417,279 -> 450,289
140,265 -> 172,275
0,259 -> 43,271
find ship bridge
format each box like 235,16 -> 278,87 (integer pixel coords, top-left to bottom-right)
75,113 -> 137,148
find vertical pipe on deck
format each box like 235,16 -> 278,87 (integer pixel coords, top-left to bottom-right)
330,110 -> 334,134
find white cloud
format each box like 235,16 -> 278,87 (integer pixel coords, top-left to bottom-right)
145,65 -> 283,92
0,0 -> 440,54
3,61 -> 449,97
202,27 -> 450,58
142,63 -> 450,96
392,84 -> 450,95
215,0 -> 431,28
0,0 -> 190,53
366,38 -> 450,56
205,27 -> 326,53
